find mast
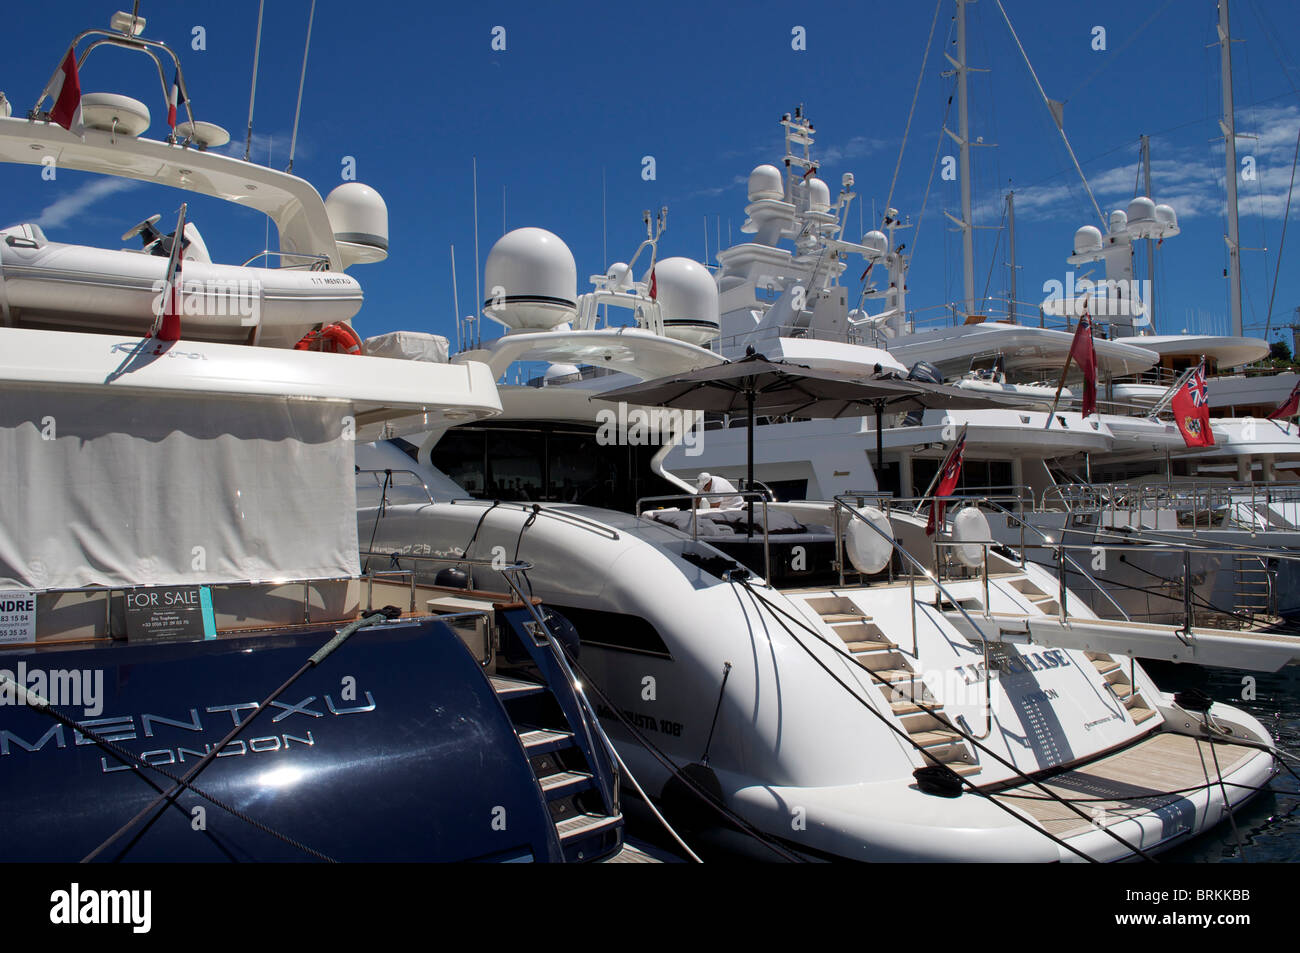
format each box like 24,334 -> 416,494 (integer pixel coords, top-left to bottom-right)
948,0 -> 976,317
1141,134 -> 1156,331
1218,0 -> 1243,337
1006,189 -> 1017,324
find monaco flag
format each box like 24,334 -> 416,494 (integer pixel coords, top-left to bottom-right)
1068,308 -> 1098,417
925,426 -> 967,536
1268,379 -> 1300,421
43,50 -> 84,135
1171,360 -> 1214,447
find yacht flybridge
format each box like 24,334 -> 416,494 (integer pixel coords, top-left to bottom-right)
0,11 -> 630,863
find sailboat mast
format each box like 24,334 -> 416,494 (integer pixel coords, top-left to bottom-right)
1142,134 -> 1156,331
1006,190 -> 1017,324
1218,0 -> 1243,337
955,0 -> 975,317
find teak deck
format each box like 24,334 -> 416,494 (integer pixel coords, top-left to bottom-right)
993,731 -> 1258,840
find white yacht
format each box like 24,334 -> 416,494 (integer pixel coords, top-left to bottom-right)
0,10 -> 629,863
355,216 -> 1295,861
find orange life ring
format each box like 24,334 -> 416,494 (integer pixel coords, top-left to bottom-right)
293,322 -> 363,354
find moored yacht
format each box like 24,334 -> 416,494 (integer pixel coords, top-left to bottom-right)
354,214 -> 1292,861
0,11 -> 627,863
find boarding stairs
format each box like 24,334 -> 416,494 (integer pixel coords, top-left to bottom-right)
798,593 -> 982,779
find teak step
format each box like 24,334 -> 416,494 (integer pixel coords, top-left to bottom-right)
1091,658 -> 1122,676
518,727 -> 574,754
873,669 -> 920,684
1128,707 -> 1157,725
846,640 -> 897,654
1108,682 -> 1135,701
556,812 -> 622,842
538,770 -> 593,797
891,699 -> 942,717
490,675 -> 547,698
910,729 -> 963,749
822,612 -> 873,624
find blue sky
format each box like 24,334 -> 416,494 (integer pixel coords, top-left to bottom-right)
5,1 -> 1300,353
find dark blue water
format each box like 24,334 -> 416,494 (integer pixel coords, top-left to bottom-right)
1156,665 -> 1300,863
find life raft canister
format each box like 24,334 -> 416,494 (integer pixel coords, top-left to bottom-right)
294,322 -> 363,354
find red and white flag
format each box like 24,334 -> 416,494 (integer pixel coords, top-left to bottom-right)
167,68 -> 187,130
155,280 -> 183,342
925,425 -> 967,536
1067,307 -> 1098,417
1171,360 -> 1214,447
1268,379 -> 1300,421
150,206 -> 188,342
648,267 -> 657,301
42,50 -> 83,135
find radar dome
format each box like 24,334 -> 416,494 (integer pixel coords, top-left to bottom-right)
1127,196 -> 1156,227
807,176 -> 832,212
543,363 -> 582,386
326,183 -> 389,266
862,230 -> 888,258
748,164 -> 784,202
607,261 -> 635,292
1108,209 -> 1128,235
1073,225 -> 1103,256
1154,204 -> 1178,230
651,257 -> 720,346
483,227 -> 578,331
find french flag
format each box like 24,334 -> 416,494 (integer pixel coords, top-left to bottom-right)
167,68 -> 187,130
42,50 -> 84,135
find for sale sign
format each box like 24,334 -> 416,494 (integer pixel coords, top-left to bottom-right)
0,591 -> 37,644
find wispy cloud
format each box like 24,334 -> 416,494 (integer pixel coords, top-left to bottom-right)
685,173 -> 747,199
219,130 -> 310,164
34,178 -> 140,229
973,105 -> 1300,227
817,135 -> 891,166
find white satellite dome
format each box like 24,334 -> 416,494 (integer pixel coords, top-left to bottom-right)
1073,225 -> 1103,256
651,257 -> 719,345
1127,196 -> 1156,227
542,363 -> 582,386
1109,208 -> 1129,235
748,164 -> 784,202
1154,204 -> 1178,230
483,227 -> 578,331
80,92 -> 151,137
862,230 -> 888,259
325,183 -> 389,266
606,261 -> 635,292
807,176 -> 832,213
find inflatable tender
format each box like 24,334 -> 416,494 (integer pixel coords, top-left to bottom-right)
0,221 -> 362,347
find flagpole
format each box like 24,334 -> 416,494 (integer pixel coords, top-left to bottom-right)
1044,299 -> 1090,429
1043,359 -> 1072,430
913,423 -> 968,515
1147,365 -> 1197,421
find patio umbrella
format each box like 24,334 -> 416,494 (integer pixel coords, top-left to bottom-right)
596,351 -> 1031,521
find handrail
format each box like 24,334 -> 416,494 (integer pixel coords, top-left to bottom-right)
445,498 -> 622,542
496,568 -> 616,804
356,467 -> 435,506
976,499 -> 1132,622
240,249 -> 333,270
831,496 -> 993,739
